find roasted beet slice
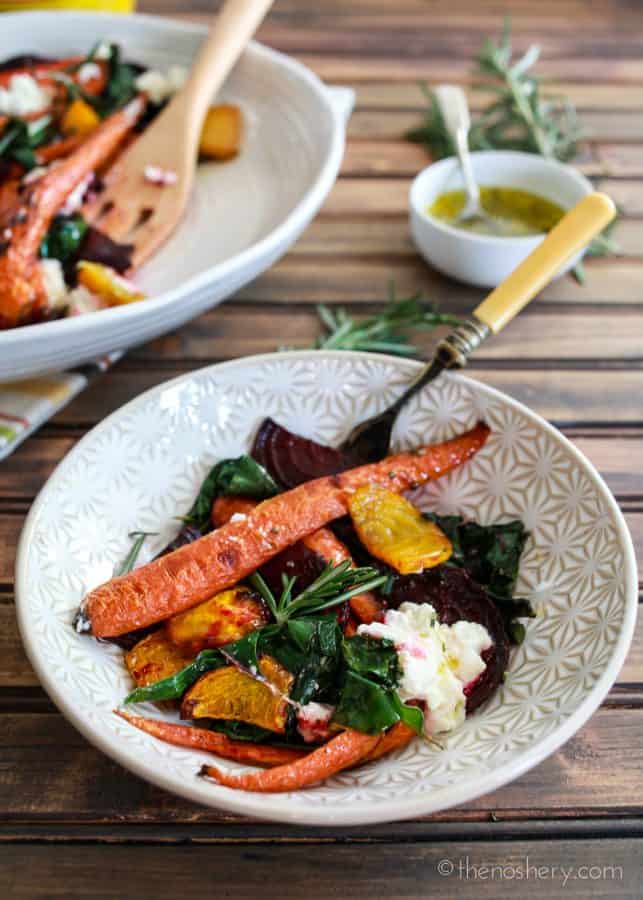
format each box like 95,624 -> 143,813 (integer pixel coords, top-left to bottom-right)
78,226 -> 134,274
251,418 -> 357,488
388,567 -> 510,714
259,540 -> 350,629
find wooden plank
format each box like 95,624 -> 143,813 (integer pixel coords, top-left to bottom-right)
347,109 -> 643,143
229,257 -> 643,306
295,218 -> 643,260
121,304 -> 643,361
1,839 -> 640,898
340,138 -> 614,178
352,81 -> 643,112
1,708 -> 643,823
2,597 -> 641,690
45,366 -> 643,428
319,177 -> 643,220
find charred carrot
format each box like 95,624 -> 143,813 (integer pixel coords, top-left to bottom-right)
211,495 -> 257,527
36,134 -> 85,164
82,423 -> 489,638
213,495 -> 383,623
360,722 -> 416,763
199,728 -> 380,792
116,711 -> 306,767
0,96 -> 144,327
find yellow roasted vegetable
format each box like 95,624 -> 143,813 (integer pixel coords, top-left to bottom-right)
77,261 -> 145,306
166,587 -> 268,654
348,485 -> 452,574
199,104 -> 242,161
61,98 -> 100,137
181,656 -> 293,732
125,630 -> 194,688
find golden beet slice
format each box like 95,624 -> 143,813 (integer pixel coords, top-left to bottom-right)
181,657 -> 293,733
348,485 -> 452,574
199,105 -> 242,161
125,630 -> 194,688
166,587 -> 268,654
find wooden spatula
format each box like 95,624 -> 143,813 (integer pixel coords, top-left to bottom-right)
87,0 -> 274,267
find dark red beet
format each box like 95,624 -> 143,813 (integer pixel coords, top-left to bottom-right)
259,540 -> 350,629
388,567 -> 509,714
78,226 -> 134,274
251,418 -> 358,488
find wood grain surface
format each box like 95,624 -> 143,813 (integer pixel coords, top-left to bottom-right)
2,0 -> 642,896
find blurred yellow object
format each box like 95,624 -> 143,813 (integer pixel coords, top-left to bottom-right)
0,1 -> 134,11
77,261 -> 145,306
61,98 -> 101,137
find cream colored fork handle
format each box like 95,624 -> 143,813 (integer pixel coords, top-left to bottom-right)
176,0 -> 274,146
474,192 -> 616,333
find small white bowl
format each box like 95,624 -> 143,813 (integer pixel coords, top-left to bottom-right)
409,151 -> 594,288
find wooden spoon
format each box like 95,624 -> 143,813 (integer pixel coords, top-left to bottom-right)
88,0 -> 274,267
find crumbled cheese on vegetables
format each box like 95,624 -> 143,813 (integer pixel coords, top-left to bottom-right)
77,62 -> 102,84
359,602 -> 491,736
135,65 -> 187,104
39,259 -> 68,310
0,74 -> 50,116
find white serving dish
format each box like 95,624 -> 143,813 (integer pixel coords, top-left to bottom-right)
0,13 -> 353,381
409,150 -> 594,288
15,351 -> 637,826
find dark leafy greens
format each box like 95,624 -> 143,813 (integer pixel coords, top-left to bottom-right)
0,115 -> 54,170
40,214 -> 88,266
88,43 -> 138,118
124,614 -> 423,738
182,455 -> 280,534
423,513 -> 534,642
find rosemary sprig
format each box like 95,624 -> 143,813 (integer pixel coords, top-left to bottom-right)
407,20 -> 618,276
310,284 -> 462,356
408,20 -> 581,162
249,560 -> 388,626
114,531 -> 157,577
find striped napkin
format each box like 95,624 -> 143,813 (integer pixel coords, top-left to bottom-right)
0,352 -> 120,460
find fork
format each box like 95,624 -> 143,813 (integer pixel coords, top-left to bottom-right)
87,0 -> 274,267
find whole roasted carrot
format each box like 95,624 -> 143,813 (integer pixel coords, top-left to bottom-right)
81,422 -> 489,638
212,496 -> 385,624
116,711 -> 306,767
199,728 -> 380,793
0,96 -> 144,327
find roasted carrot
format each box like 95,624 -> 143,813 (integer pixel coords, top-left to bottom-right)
82,423 -> 489,637
360,722 -> 416,763
199,728 -> 380,792
36,134 -> 85,164
213,495 -> 385,624
115,711 -> 306,767
211,495 -> 257,527
0,96 -> 144,327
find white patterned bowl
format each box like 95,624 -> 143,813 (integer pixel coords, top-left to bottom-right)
0,14 -> 352,381
15,352 -> 637,825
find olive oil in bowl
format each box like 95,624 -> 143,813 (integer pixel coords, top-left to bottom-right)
429,186 -> 565,237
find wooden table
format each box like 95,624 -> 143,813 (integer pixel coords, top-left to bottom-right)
3,1 -> 643,896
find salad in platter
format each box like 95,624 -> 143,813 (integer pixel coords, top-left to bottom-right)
0,41 -> 241,329
76,416 -> 534,794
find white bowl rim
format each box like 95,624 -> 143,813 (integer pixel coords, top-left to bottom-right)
0,12 -> 347,347
409,149 -> 595,247
15,349 -> 638,826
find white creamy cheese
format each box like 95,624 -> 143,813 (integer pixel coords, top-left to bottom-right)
77,62 -> 102,84
39,259 -> 68,311
359,602 -> 492,736
94,42 -> 112,61
135,65 -> 188,104
0,74 -> 50,116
